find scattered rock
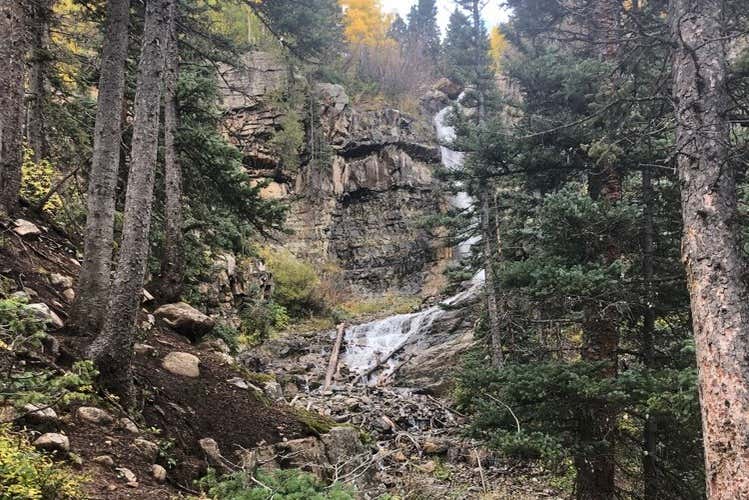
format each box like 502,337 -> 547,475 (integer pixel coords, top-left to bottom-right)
131,438 -> 159,463
49,273 -> 74,289
134,343 -> 156,356
154,302 -> 215,341
142,288 -> 155,303
118,417 -> 139,434
0,406 -> 17,423
275,437 -> 328,479
199,437 -> 230,473
26,303 -> 64,329
62,288 -> 75,303
22,403 -> 58,426
76,406 -> 114,425
419,460 -> 437,473
422,438 -> 448,455
263,380 -> 284,401
162,351 -> 200,378
116,467 -> 138,485
214,352 -> 234,365
33,433 -> 69,452
201,338 -> 231,354
93,455 -> 115,467
13,219 -> 41,237
393,450 -> 407,462
151,464 -> 167,483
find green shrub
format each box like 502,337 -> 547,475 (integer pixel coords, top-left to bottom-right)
238,300 -> 290,345
0,298 -> 97,409
198,468 -> 355,500
259,247 -> 321,316
0,425 -> 87,499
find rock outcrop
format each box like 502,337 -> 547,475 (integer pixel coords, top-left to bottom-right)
220,51 -> 449,294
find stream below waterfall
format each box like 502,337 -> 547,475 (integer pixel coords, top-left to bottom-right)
341,104 -> 484,385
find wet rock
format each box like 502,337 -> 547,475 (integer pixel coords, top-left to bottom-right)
421,89 -> 450,114
34,433 -> 69,452
131,438 -> 159,463
162,351 -> 200,378
77,406 -> 113,425
154,302 -> 215,341
13,219 -> 41,237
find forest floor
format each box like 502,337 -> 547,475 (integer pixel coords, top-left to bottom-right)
1,212 -> 566,499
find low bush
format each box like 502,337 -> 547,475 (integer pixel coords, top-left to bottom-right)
197,468 -> 355,500
0,425 -> 87,499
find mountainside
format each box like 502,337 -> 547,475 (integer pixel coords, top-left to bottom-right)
221,51 -> 450,295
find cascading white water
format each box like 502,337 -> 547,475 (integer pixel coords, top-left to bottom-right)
340,105 -> 485,385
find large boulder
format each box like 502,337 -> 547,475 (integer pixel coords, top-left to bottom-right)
154,302 -> 215,341
433,78 -> 463,99
26,303 -> 64,329
33,433 -> 69,452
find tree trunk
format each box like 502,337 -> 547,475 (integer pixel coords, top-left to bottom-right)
27,0 -> 52,162
159,5 -> 183,302
69,0 -> 130,336
89,0 -> 172,408
641,166 -> 658,499
0,0 -> 27,215
670,0 -> 749,497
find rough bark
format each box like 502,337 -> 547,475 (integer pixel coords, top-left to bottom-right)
69,0 -> 130,335
670,0 -> 749,497
27,0 -> 52,162
89,0 -> 172,407
159,6 -> 183,302
0,0 -> 27,215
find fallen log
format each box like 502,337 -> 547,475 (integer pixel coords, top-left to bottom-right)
323,323 -> 346,391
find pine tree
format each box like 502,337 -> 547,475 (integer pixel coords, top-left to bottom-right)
69,0 -> 131,336
89,0 -> 173,407
0,0 -> 27,214
159,2 -> 183,302
671,0 -> 749,495
406,0 -> 441,63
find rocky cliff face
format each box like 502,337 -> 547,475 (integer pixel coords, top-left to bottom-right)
220,52 -> 449,294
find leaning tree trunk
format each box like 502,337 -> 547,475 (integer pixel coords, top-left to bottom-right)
671,0 -> 749,497
27,0 -> 52,162
69,0 -> 130,336
89,0 -> 172,408
159,7 -> 184,303
0,0 -> 27,215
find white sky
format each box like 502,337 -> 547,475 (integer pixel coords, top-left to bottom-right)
381,0 -> 510,36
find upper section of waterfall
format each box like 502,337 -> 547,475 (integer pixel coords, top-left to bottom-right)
340,104 -> 485,387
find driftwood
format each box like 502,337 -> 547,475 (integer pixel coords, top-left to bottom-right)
323,323 -> 345,391
359,335 -> 415,382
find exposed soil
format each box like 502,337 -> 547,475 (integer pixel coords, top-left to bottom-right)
1,213 -> 316,498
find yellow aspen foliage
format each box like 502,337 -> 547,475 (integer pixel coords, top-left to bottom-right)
489,25 -> 507,70
339,0 -> 394,47
53,0 -> 97,89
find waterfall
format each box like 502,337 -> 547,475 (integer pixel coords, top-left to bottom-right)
340,105 -> 484,385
